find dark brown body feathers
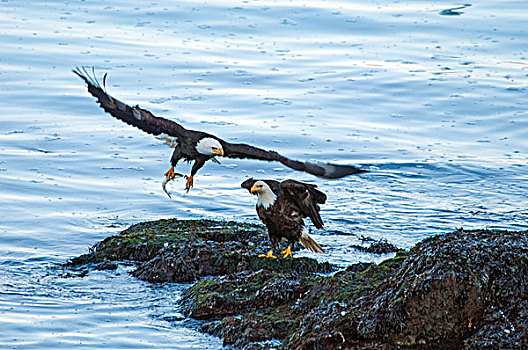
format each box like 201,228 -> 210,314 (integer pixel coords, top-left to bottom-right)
241,178 -> 326,253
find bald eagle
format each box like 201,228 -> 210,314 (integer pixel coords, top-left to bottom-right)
74,67 -> 366,192
241,178 -> 326,258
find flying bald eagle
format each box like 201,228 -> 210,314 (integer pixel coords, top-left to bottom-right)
74,67 -> 366,192
241,178 -> 326,258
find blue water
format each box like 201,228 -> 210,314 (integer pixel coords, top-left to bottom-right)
1,0 -> 527,348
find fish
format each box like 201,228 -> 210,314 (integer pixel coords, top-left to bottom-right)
162,172 -> 184,198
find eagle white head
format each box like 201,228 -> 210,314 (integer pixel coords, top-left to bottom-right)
250,180 -> 277,209
196,137 -> 224,157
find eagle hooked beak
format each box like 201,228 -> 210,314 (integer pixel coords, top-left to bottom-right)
250,185 -> 259,194
213,147 -> 224,156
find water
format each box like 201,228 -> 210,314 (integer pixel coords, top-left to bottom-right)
1,0 -> 527,348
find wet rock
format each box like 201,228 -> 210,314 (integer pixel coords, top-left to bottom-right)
204,305 -> 303,349
94,260 -> 118,271
182,254 -> 406,349
181,270 -> 309,320
183,229 -> 528,349
357,229 -> 528,349
350,238 -> 400,254
286,254 -> 407,350
68,221 -> 528,349
67,219 -> 334,284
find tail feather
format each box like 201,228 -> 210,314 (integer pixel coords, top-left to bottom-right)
299,228 -> 325,253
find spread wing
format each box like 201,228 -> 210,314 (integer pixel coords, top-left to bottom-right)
73,67 -> 187,139
222,141 -> 366,179
280,180 -> 326,229
75,67 -> 366,179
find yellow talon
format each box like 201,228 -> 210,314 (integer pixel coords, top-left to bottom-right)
280,246 -> 293,259
164,166 -> 175,181
258,250 -> 277,259
185,175 -> 194,192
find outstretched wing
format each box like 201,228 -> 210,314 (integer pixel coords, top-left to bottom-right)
74,67 -> 366,179
222,141 -> 366,179
73,67 -> 187,138
280,180 -> 326,229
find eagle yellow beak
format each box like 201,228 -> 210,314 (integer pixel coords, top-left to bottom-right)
250,185 -> 259,194
213,148 -> 224,156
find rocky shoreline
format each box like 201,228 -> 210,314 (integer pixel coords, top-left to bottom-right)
67,219 -> 528,349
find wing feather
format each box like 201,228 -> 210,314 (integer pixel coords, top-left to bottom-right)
223,141 -> 366,179
280,180 -> 326,229
73,67 -> 187,138
75,67 -> 366,180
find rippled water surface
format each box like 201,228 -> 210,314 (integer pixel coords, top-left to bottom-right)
1,0 -> 527,348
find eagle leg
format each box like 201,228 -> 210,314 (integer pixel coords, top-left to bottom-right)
280,245 -> 293,259
184,158 -> 206,192
185,175 -> 194,192
164,166 -> 176,181
258,250 -> 277,259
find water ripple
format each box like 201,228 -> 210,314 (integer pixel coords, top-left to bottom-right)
1,0 -> 527,348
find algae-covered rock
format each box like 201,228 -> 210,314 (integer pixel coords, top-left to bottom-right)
286,254 -> 407,349
178,254 -> 407,349
357,229 -> 528,349
179,229 -> 527,349
182,270 -> 310,320
67,219 -> 334,283
350,238 -> 400,254
68,220 -> 528,349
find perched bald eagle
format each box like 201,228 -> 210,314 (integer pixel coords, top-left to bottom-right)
74,67 -> 366,192
241,178 -> 326,258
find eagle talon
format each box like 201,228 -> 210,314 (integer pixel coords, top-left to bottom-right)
185,175 -> 194,192
280,246 -> 293,259
164,166 -> 176,181
258,250 -> 277,259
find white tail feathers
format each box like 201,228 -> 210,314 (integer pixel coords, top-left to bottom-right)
299,228 -> 325,253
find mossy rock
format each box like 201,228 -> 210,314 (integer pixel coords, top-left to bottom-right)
179,253 -> 407,349
68,219 -> 260,265
67,218 -> 335,283
67,220 -> 528,349
357,229 -> 528,349
181,270 -> 311,320
180,229 -> 528,349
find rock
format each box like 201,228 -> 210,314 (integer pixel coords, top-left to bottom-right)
350,238 -> 400,254
67,219 -> 335,284
186,229 -> 528,349
357,229 -> 528,349
285,254 -> 407,350
182,270 -> 310,320
67,220 -> 528,349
